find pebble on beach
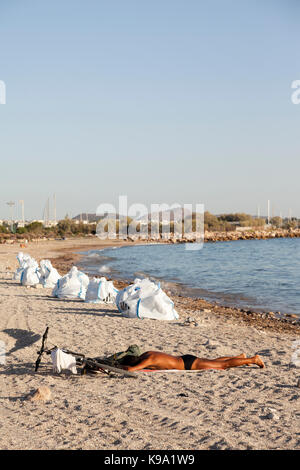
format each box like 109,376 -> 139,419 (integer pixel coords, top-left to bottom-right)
26,386 -> 52,402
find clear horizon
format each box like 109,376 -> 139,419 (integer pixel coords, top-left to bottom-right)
1,1 -> 300,220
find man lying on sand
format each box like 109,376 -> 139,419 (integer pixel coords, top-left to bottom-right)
121,351 -> 265,372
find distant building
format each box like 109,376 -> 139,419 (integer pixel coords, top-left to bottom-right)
235,226 -> 253,232
74,219 -> 89,225
22,220 -> 58,228
43,221 -> 58,228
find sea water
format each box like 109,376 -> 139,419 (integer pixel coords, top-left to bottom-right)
79,237 -> 300,315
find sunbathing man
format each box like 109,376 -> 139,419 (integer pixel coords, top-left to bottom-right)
121,351 -> 265,371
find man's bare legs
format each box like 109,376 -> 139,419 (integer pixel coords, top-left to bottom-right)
193,354 -> 265,370
213,353 -> 246,361
122,351 -> 265,372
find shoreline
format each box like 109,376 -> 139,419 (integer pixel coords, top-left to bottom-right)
2,226 -> 300,246
43,238 -> 300,335
2,235 -> 300,334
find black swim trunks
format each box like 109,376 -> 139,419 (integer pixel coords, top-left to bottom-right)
181,354 -> 197,370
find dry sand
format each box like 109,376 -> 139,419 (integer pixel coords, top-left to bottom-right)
0,238 -> 299,450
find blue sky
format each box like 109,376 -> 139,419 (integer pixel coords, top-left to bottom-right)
0,0 -> 300,220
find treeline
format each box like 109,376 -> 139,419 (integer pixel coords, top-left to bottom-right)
204,212 -> 299,231
0,213 -> 298,240
0,219 -> 97,240
204,212 -> 264,231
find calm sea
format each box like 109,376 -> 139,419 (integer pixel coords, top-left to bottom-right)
78,237 -> 300,315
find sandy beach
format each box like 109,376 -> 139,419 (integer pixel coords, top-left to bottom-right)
0,238 -> 299,450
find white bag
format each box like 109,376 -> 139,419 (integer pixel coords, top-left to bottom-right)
85,277 -> 118,304
40,259 -> 61,288
16,252 -> 29,266
21,258 -> 41,286
39,259 -> 52,279
13,252 -> 32,281
52,266 -> 89,300
116,278 -> 179,321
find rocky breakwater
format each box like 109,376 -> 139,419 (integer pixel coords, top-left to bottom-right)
204,228 -> 300,243
129,228 -> 300,244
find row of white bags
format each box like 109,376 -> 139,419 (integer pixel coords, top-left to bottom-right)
52,267 -> 117,302
13,252 -> 61,288
54,272 -> 178,320
14,253 -> 179,320
13,253 -> 118,302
